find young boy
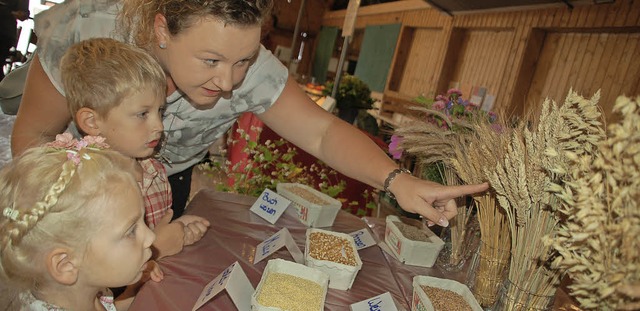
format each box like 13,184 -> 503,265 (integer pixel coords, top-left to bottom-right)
59,38 -> 210,259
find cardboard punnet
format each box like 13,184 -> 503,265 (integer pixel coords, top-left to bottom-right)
305,228 -> 363,290
276,183 -> 341,227
251,259 -> 329,311
384,216 -> 444,267
411,275 -> 482,311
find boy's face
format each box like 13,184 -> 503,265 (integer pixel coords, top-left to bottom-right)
80,180 -> 155,288
95,88 -> 165,159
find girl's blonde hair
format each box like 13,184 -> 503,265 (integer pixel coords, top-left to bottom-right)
60,38 -> 166,119
117,0 -> 273,50
0,145 -> 138,291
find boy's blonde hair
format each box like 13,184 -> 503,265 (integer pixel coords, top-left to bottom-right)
61,38 -> 166,119
0,144 -> 139,291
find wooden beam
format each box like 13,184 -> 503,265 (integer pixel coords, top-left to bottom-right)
421,0 -> 452,16
323,0 -> 430,19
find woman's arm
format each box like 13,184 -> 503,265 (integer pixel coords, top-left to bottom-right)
11,55 -> 72,156
261,77 -> 394,187
259,77 -> 488,225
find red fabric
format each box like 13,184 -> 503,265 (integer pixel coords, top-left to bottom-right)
225,111 -> 388,216
227,112 -> 264,185
258,126 -> 384,217
128,190 -> 414,310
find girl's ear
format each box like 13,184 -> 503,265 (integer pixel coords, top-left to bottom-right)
46,248 -> 79,286
76,107 -> 101,136
154,13 -> 170,47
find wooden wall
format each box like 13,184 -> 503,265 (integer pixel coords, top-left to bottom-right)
269,0 -> 330,76
321,0 -> 640,121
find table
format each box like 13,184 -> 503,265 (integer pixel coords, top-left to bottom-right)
129,189 -> 581,311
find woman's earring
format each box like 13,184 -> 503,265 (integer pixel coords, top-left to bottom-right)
159,43 -> 167,49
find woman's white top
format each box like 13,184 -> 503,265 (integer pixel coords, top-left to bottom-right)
34,0 -> 288,175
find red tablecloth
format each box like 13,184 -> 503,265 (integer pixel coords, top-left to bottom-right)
129,189 -> 415,310
128,189 -> 580,311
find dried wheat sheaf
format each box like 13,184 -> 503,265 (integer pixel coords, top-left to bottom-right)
396,106 -> 512,306
487,90 -> 604,309
543,95 -> 640,310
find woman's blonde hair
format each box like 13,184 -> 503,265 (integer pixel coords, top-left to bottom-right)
60,38 -> 166,119
0,146 -> 138,291
117,0 -> 273,50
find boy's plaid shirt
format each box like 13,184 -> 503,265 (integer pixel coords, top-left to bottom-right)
138,158 -> 172,229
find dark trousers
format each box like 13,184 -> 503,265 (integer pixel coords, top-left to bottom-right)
168,165 -> 194,220
0,35 -> 14,81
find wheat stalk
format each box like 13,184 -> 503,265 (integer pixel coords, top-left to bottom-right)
437,165 -> 476,268
398,113 -> 512,307
488,90 -> 604,310
544,95 -> 640,310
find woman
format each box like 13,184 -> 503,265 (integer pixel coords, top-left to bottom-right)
11,0 -> 487,224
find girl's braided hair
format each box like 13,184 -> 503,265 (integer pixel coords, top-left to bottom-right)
0,135 -> 138,291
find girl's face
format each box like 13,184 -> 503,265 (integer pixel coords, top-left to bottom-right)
80,181 -> 155,288
157,17 -> 262,109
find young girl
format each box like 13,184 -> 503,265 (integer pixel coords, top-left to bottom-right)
0,138 -> 156,310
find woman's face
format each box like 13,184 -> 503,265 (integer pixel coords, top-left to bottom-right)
158,17 -> 262,109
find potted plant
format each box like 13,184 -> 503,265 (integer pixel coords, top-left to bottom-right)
323,75 -> 374,124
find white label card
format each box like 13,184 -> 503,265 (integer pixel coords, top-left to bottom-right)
249,188 -> 291,224
350,292 -> 399,311
350,228 -> 377,250
191,261 -> 254,311
253,228 -> 304,264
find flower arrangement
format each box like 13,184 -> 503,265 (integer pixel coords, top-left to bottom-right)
200,126 -> 377,216
388,89 -> 499,162
202,127 -> 345,198
44,133 -> 110,164
413,88 -> 497,132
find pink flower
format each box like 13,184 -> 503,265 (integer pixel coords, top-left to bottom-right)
74,139 -> 89,150
46,133 -> 76,149
388,134 -> 403,160
83,136 -> 110,149
446,88 -> 462,97
468,100 -> 481,107
66,151 -> 81,165
432,100 -> 446,110
44,134 -> 110,166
